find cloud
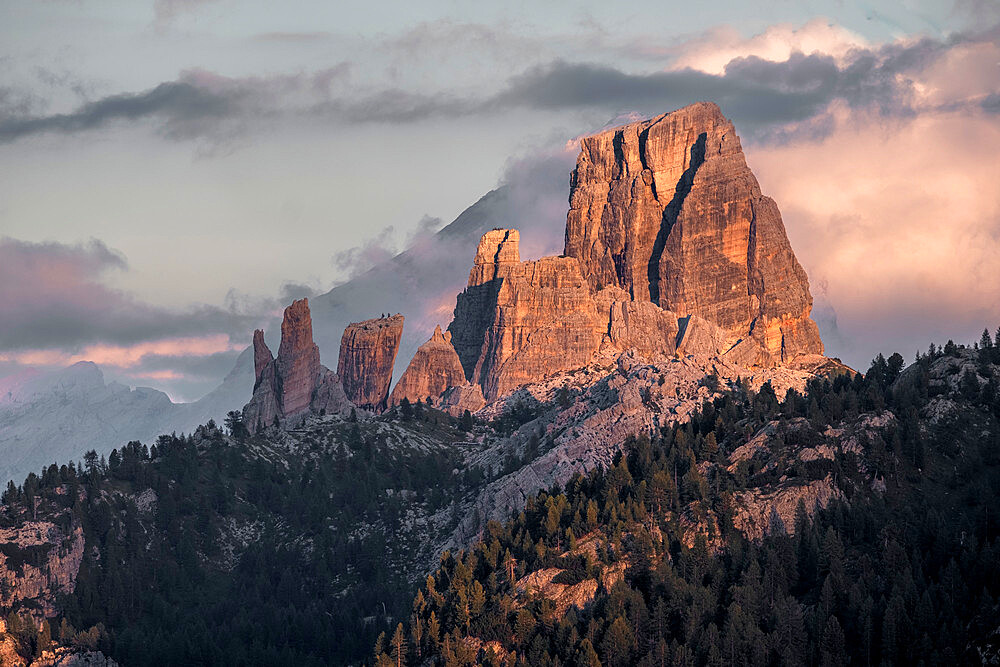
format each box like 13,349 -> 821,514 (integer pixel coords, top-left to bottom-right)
487,29 -> 991,138
748,103 -> 1000,368
153,0 -> 220,24
1,24 -> 993,148
0,80 -> 233,143
0,65 -> 351,148
670,19 -> 870,75
0,236 -> 262,353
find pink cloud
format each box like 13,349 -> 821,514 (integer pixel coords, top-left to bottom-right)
0,334 -> 240,370
748,103 -> 1000,364
671,19 -> 869,75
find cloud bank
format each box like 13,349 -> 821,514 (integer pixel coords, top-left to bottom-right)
1,26 -> 995,148
0,237 -> 283,400
2,18 -> 996,389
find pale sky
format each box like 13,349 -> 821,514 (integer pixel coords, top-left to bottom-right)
1,0 -> 998,400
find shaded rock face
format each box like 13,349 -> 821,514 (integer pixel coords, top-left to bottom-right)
389,326 -> 466,406
449,229 -> 522,379
245,331 -> 281,430
564,101 -> 822,362
0,520 -> 84,620
252,329 -> 272,385
338,315 -> 404,412
243,299 -> 351,432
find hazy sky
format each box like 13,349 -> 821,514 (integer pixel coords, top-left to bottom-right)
1,0 -> 998,400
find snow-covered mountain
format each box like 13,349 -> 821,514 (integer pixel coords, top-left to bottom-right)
0,348 -> 253,486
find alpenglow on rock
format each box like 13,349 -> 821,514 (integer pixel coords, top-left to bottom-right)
442,103 -> 826,404
389,325 -> 467,407
448,231 -> 606,402
337,314 -> 404,412
243,298 -> 351,432
564,101 -> 823,363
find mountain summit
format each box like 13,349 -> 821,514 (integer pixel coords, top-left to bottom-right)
564,101 -> 823,363
416,103 -> 827,405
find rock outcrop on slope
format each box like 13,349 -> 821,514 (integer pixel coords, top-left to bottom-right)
338,315 -> 404,412
243,299 -> 350,431
389,325 -> 467,406
564,101 -> 823,364
0,520 -> 84,620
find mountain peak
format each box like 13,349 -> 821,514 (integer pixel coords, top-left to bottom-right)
565,102 -> 822,363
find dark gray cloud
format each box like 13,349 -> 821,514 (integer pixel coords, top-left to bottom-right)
0,81 -> 233,143
0,237 -> 263,352
0,27 -> 994,146
983,92 -> 1000,114
491,43 -> 926,133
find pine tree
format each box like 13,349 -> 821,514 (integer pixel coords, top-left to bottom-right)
574,638 -> 601,667
390,623 -> 407,667
459,410 -> 473,432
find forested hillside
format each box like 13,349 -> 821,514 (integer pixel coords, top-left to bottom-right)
377,334 -> 1000,666
0,405 -> 486,665
1,332 -> 999,666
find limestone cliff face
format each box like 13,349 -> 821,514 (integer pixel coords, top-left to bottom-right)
595,286 -> 678,359
337,315 -> 404,412
389,326 -> 466,406
243,299 -> 351,431
449,230 -> 521,379
564,101 -> 822,362
449,231 -> 608,402
0,519 -> 84,620
473,255 -> 603,401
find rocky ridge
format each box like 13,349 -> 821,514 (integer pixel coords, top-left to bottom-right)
448,350 -> 838,549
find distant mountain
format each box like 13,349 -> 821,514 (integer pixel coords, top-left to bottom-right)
0,348 -> 253,486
